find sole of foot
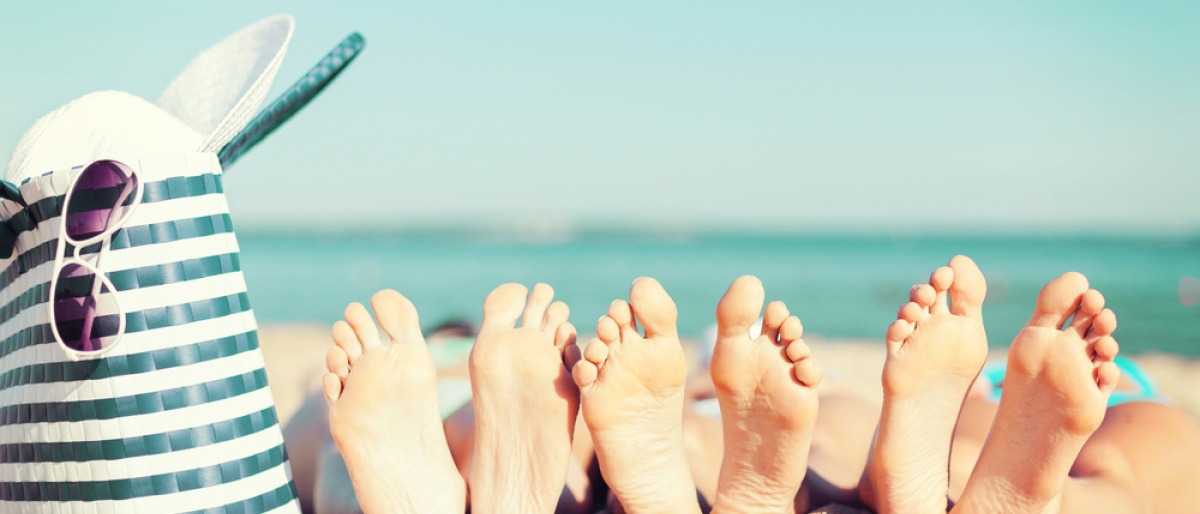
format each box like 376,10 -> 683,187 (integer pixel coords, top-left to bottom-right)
324,290 -> 465,514
862,255 -> 989,514
467,283 -> 581,514
572,277 -> 703,514
710,275 -> 822,514
954,272 -> 1119,514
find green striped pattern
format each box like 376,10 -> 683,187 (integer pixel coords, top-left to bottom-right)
0,155 -> 298,510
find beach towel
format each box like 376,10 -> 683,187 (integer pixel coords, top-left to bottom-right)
0,15 -> 362,513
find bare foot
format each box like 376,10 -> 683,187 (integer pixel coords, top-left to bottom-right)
954,273 -> 1120,514
572,278 -> 703,514
861,255 -> 989,514
710,276 -> 822,514
468,283 -> 581,514
323,290 -> 465,514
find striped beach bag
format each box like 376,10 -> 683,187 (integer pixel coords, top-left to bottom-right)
0,15 -> 363,513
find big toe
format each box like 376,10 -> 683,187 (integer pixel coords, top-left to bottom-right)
1030,272 -> 1090,329
371,289 -> 423,343
716,276 -> 765,340
482,283 -> 529,331
947,255 -> 987,317
629,277 -> 678,339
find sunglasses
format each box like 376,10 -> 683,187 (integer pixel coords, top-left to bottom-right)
48,159 -> 143,361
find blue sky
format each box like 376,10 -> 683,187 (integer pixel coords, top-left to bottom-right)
2,2 -> 1197,234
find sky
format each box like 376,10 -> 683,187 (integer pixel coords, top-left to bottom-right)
2,2 -> 1198,234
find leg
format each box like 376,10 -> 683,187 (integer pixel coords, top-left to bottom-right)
572,278 -> 704,514
467,283 -> 581,514
954,273 -> 1120,513
709,276 -> 822,513
324,291 -> 466,513
861,255 -> 989,514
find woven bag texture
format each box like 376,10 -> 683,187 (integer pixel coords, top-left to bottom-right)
0,154 -> 298,513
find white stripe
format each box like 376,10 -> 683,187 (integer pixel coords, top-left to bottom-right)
0,232 -> 242,338
118,270 -> 247,313
0,417 -> 283,482
2,345 -> 265,407
0,385 -> 276,445
124,193 -> 231,228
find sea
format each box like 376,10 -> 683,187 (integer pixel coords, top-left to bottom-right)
235,229 -> 1200,356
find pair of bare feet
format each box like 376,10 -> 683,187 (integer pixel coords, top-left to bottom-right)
323,277 -> 823,514
861,255 -> 1121,514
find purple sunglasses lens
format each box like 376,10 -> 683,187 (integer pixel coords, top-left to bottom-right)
64,160 -> 139,242
53,263 -> 122,353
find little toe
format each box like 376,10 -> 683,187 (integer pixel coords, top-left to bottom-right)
522,283 -> 555,329
544,301 -> 570,333
779,316 -> 803,344
322,373 -> 342,405
564,343 -> 584,370
929,266 -> 953,315
948,255 -> 987,317
628,277 -> 679,340
573,361 -> 598,388
1068,290 -> 1105,337
344,302 -> 382,351
1029,272 -> 1090,329
716,275 -> 765,341
370,289 -> 422,344
332,320 -> 364,365
555,322 -> 578,351
1096,360 -> 1120,395
482,283 -> 529,331
761,301 -> 789,342
326,345 -> 350,379
886,319 -> 914,351
793,357 -> 823,387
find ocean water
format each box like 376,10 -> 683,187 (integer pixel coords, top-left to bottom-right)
236,230 -> 1200,356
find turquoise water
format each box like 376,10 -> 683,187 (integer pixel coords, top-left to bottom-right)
237,230 -> 1200,356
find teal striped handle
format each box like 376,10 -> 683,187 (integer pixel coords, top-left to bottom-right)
218,32 -> 366,169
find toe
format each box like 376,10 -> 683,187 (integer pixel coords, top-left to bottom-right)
930,266 -> 953,315
1069,289 -> 1105,337
596,316 -> 621,344
332,320 -> 364,365
948,255 -> 987,318
1092,335 -> 1119,361
483,283 -> 529,331
608,300 -> 637,335
886,319 -> 913,351
911,284 -> 936,309
322,373 -> 342,405
573,361 -> 598,388
370,289 -> 422,344
344,302 -> 382,350
1029,272 -> 1089,329
326,345 -> 350,379
716,275 -> 765,341
785,339 -> 810,362
1089,309 -> 1117,338
544,301 -> 570,333
522,283 -> 555,329
564,343 -> 583,370
1096,361 -> 1120,396
898,302 -> 924,323
555,322 -> 578,351
629,277 -> 679,340
584,338 -> 610,364
793,358 -> 823,387
779,316 -> 803,344
762,301 -> 789,342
